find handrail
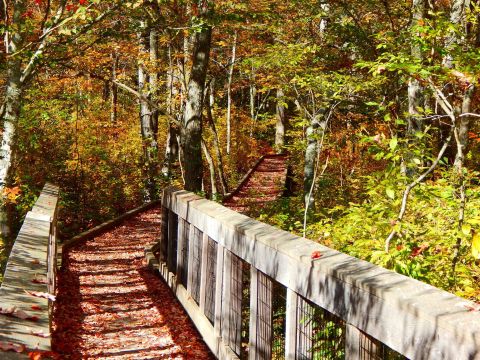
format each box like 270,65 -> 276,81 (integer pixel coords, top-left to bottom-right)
147,187 -> 480,360
0,183 -> 59,358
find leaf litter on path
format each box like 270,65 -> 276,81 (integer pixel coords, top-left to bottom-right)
52,208 -> 214,359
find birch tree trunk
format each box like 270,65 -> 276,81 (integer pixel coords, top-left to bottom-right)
0,0 -> 26,240
182,18 -> 212,192
407,0 -> 425,134
138,24 -> 159,200
226,31 -> 237,155
275,89 -> 286,152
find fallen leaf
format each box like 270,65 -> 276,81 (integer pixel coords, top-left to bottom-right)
31,305 -> 42,311
0,341 -> 26,353
25,290 -> 56,302
311,250 -> 322,260
29,329 -> 50,338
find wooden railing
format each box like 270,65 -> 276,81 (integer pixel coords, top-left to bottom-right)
0,183 -> 59,358
148,187 -> 480,360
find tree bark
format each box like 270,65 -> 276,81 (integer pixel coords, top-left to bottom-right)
0,0 -> 26,240
110,50 -> 119,124
138,24 -> 159,200
226,31 -> 237,155
275,88 -> 286,152
182,19 -> 212,192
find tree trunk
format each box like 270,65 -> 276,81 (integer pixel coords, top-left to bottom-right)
206,85 -> 228,194
138,24 -> 159,200
182,21 -> 212,192
226,31 -> 237,155
110,50 -> 119,123
0,0 -> 26,241
201,139 -> 217,198
275,88 -> 286,152
304,115 -> 326,210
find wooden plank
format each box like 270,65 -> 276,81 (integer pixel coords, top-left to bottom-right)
0,184 -> 59,359
229,254 -> 243,356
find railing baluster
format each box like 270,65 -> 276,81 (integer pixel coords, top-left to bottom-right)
199,232 -> 209,312
285,288 -> 298,360
346,323 -> 362,360
176,218 -> 187,285
214,244 -> 225,352
187,225 -> 196,295
159,206 -> 168,263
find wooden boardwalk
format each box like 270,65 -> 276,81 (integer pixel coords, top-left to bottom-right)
223,154 -> 288,214
53,208 -> 213,359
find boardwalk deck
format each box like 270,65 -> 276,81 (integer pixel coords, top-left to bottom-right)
223,154 -> 288,213
53,208 -> 213,359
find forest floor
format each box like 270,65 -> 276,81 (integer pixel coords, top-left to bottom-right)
52,208 -> 214,359
223,154 -> 288,214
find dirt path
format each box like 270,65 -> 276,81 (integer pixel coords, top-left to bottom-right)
52,208 -> 214,359
223,154 -> 288,214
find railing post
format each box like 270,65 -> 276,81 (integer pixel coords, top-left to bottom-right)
199,232 -> 209,312
176,218 -> 187,285
159,206 -> 168,262
187,225 -> 196,295
346,323 -> 362,360
285,289 -> 298,360
167,210 -> 178,274
214,244 -> 225,353
249,268 -> 273,360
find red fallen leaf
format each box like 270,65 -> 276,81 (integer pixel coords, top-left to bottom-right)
32,278 -> 48,284
31,305 -> 42,311
24,290 -> 56,302
29,351 -> 60,360
465,304 -> 480,312
311,250 -> 322,260
0,341 -> 26,353
31,259 -> 40,265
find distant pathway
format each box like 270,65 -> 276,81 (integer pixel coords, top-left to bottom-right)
223,154 -> 288,214
53,209 -> 213,359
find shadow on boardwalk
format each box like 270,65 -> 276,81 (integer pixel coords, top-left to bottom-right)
52,209 -> 214,360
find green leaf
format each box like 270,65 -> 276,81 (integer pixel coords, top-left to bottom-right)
386,187 -> 395,200
389,137 -> 398,151
472,233 -> 480,259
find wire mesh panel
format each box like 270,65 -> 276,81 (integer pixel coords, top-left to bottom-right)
250,269 -> 273,360
203,237 -> 217,324
359,332 -> 407,360
227,253 -> 244,356
297,297 -> 346,360
241,262 -> 251,360
167,211 -> 178,274
179,220 -> 190,288
272,282 -> 287,359
189,226 -> 203,304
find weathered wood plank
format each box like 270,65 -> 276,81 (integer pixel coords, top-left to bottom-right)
0,184 -> 59,359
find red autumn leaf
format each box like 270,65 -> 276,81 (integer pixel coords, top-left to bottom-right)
311,250 -> 322,260
31,305 -> 42,311
32,277 -> 48,284
0,341 -> 26,353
